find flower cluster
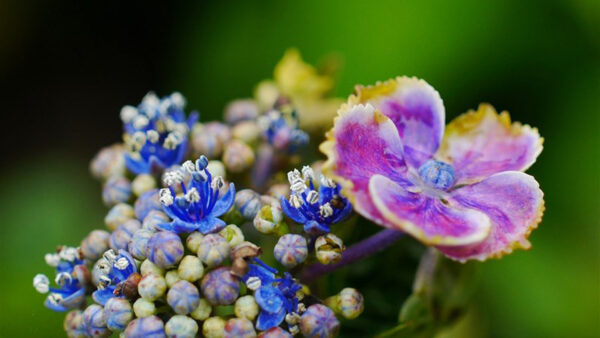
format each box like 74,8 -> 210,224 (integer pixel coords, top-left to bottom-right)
34,50 -> 544,337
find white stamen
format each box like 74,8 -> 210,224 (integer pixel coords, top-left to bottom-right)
289,325 -> 299,336
185,188 -> 200,203
163,170 -> 184,186
319,174 -> 336,188
47,293 -> 63,305
297,303 -> 306,313
164,118 -> 176,132
98,275 -> 111,290
59,247 -> 80,262
285,312 -> 301,325
159,99 -> 172,115
246,276 -> 261,291
173,123 -> 188,135
55,272 -> 72,286
120,105 -> 138,123
170,92 -> 185,108
33,274 -> 50,294
211,176 -> 224,190
287,169 -> 302,185
146,130 -> 159,143
45,253 -> 60,267
131,131 -> 147,151
103,249 -> 118,264
182,160 -> 196,174
163,132 -> 182,150
114,257 -> 129,270
302,166 -> 315,181
319,203 -> 333,217
159,188 -> 174,206
306,190 -> 319,204
97,259 -> 111,274
289,194 -> 303,208
133,115 -> 149,129
290,178 -> 307,193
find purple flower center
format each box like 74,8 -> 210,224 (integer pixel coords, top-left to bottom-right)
418,159 -> 456,191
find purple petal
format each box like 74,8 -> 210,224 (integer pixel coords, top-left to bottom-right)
369,174 -> 491,245
438,104 -> 543,183
351,77 -> 445,168
438,171 -> 544,261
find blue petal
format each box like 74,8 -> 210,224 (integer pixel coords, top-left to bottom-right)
280,196 -> 307,224
187,111 -> 199,127
158,219 -> 198,233
197,217 -> 226,234
210,183 -> 236,217
304,220 -> 330,235
256,308 -> 286,331
243,263 -> 275,284
255,285 -> 285,314
92,287 -> 117,306
332,199 -> 353,224
125,154 -> 150,175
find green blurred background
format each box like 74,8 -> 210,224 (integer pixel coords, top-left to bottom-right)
1,0 -> 598,337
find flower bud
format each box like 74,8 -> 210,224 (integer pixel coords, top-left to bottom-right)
197,234 -> 230,268
234,295 -> 259,321
122,272 -> 141,299
222,140 -> 255,173
300,304 -> 339,338
102,176 -> 132,206
202,317 -> 225,338
165,315 -> 198,338
125,316 -> 165,337
133,298 -> 155,318
140,259 -> 164,277
142,210 -> 169,232
167,280 -> 200,315
234,189 -> 263,220
191,122 -> 231,159
325,288 -> 364,319
253,204 -> 283,234
207,160 -> 227,179
219,224 -> 244,247
165,270 -> 181,287
104,298 -> 133,331
82,304 -> 110,338
105,203 -> 134,231
129,229 -> 153,260
315,234 -> 344,265
81,230 -> 110,261
224,318 -> 256,338
201,267 -> 239,305
255,80 -> 279,111
232,120 -> 261,144
134,189 -> 162,221
267,183 -> 290,199
274,234 -> 308,268
178,255 -> 204,282
146,231 -> 184,269
90,144 -> 126,180
132,174 -> 156,196
258,327 -> 293,338
190,298 -> 212,321
224,99 -> 259,125
109,219 -> 140,252
138,273 -> 167,301
183,231 -> 202,251
64,310 -> 86,338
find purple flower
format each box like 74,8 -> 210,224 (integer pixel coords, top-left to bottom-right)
158,156 -> 235,234
321,77 -> 544,261
92,250 -> 137,306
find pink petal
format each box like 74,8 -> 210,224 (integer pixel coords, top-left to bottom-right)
351,77 -> 445,168
369,174 -> 491,246
438,171 -> 545,261
437,104 -> 543,184
320,104 -> 408,224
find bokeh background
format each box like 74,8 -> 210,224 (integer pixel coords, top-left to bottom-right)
1,0 -> 598,337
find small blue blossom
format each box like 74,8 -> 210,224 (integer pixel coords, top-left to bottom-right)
33,246 -> 87,312
121,92 -> 198,175
280,167 -> 352,235
259,110 -> 309,153
242,259 -> 303,331
92,250 -> 137,306
158,155 -> 235,234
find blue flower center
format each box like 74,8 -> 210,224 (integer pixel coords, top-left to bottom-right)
418,159 -> 456,191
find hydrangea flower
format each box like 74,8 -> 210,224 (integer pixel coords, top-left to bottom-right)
280,166 -> 352,235
158,155 -> 235,234
92,249 -> 137,305
121,92 -> 198,174
320,76 -> 544,261
258,110 -> 309,153
33,246 -> 87,312
242,259 -> 303,331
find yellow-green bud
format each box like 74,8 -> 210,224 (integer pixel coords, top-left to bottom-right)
325,287 -> 364,319
253,204 -> 283,234
315,234 -> 344,265
202,316 -> 225,338
219,224 -> 245,247
190,299 -> 212,321
132,174 -> 156,196
178,255 -> 204,282
234,295 -> 259,321
165,270 -> 181,288
186,232 -> 204,253
133,298 -> 156,318
140,259 -> 165,276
